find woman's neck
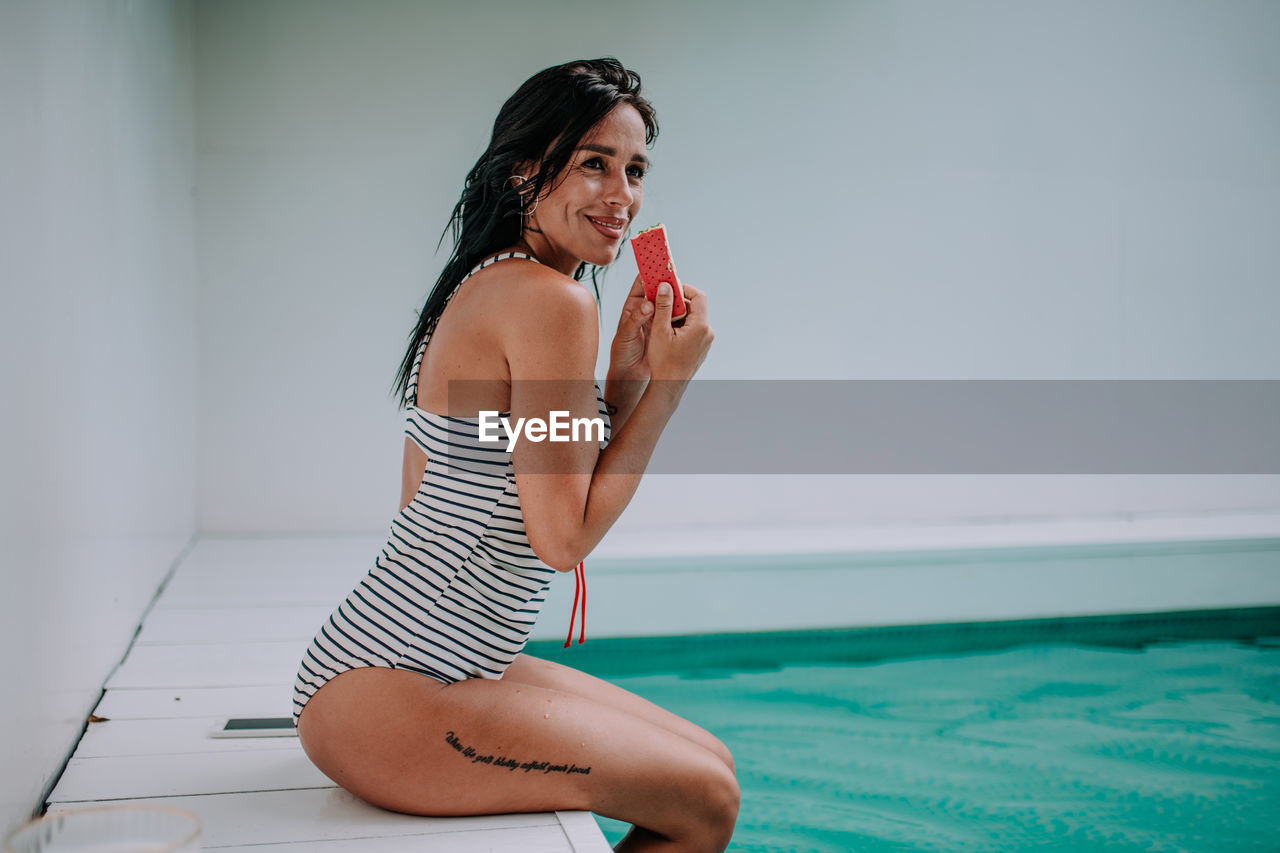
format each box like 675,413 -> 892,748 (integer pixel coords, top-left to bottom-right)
515,234 -> 579,277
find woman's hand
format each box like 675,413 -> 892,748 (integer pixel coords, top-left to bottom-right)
608,273 -> 656,380
646,280 -> 713,391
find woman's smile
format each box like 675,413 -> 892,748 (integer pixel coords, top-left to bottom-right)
586,214 -> 628,239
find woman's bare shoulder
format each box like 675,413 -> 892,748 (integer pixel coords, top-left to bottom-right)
483,260 -> 599,329
482,256 -> 585,293
477,261 -> 598,377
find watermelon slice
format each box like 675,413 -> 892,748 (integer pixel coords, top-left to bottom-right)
630,223 -> 687,322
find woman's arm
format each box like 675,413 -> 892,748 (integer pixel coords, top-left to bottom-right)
601,273 -> 655,435
506,271 -> 712,571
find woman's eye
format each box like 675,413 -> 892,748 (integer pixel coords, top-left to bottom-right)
580,157 -> 644,181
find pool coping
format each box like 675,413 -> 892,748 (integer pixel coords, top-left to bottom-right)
527,605 -> 1280,677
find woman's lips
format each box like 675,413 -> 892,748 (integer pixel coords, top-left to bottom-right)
586,215 -> 626,239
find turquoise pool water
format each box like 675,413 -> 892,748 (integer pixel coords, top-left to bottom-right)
535,615 -> 1280,852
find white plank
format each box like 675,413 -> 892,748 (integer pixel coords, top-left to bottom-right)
47,789 -> 562,846
154,569 -> 357,609
136,606 -> 329,644
76,718 -> 296,758
48,748 -> 330,802
93,685 -> 293,720
106,642 -> 303,689
176,536 -> 385,580
208,824 -> 573,852
557,810 -> 612,852
152,537 -> 379,611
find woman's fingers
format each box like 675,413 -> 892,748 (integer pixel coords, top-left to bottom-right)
646,281 -> 714,383
620,274 -> 654,326
653,281 -> 675,324
608,275 -> 655,377
677,282 -> 706,324
626,272 -> 646,300
664,281 -> 709,329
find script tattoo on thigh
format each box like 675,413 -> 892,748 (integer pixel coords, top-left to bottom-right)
445,731 -> 592,775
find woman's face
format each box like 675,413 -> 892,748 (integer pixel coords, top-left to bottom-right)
521,103 -> 649,274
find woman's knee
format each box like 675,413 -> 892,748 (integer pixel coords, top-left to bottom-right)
666,755 -> 739,851
697,760 -> 740,850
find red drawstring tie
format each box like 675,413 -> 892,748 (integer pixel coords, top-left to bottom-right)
564,560 -> 587,648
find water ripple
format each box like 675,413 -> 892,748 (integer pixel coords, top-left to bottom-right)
600,639 -> 1280,852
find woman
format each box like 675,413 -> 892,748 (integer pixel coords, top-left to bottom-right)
291,59 -> 734,852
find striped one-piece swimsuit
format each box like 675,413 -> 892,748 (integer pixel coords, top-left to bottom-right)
291,251 -> 611,723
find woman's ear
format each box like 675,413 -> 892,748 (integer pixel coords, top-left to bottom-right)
510,160 -> 537,190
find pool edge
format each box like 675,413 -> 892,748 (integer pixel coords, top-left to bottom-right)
528,605 -> 1280,676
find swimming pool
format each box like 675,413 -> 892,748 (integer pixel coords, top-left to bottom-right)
529,608 -> 1280,852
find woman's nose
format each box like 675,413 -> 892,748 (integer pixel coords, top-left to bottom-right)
603,170 -> 634,207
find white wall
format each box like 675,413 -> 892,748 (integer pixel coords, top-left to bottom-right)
0,0 -> 198,835
194,0 -> 1280,534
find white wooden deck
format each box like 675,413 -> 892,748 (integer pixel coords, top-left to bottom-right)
46,536 -> 611,851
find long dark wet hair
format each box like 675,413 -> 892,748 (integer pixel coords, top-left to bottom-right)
391,58 -> 659,408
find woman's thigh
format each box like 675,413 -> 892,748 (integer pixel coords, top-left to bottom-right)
296,666 -> 738,846
504,654 -> 735,773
